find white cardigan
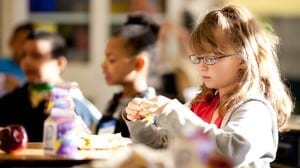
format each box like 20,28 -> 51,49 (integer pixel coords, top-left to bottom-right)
124,95 -> 278,167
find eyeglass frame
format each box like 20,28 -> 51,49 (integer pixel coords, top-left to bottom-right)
189,52 -> 239,65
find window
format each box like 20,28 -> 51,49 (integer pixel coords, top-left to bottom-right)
28,0 -> 90,62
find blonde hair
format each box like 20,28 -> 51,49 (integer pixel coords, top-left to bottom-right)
189,4 -> 294,130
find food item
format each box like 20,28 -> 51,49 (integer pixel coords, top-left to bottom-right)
118,144 -> 171,168
0,124 -> 28,154
207,153 -> 233,168
45,85 -> 75,113
43,83 -> 90,157
78,133 -> 132,150
43,108 -> 79,156
43,84 -> 78,157
119,152 -> 148,168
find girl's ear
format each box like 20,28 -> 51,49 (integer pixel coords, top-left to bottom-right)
57,56 -> 68,71
239,59 -> 246,69
134,55 -> 146,71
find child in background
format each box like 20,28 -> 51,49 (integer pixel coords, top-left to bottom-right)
158,20 -> 201,102
124,4 -> 294,167
0,31 -> 101,142
95,12 -> 159,137
0,23 -> 34,97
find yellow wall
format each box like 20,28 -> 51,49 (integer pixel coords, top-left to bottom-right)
228,0 -> 300,17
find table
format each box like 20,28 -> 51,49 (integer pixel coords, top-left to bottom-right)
0,142 -> 128,167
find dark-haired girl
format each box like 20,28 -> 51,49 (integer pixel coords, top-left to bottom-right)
95,12 -> 160,137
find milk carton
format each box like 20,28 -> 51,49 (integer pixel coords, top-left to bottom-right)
43,84 -> 78,157
43,108 -> 78,156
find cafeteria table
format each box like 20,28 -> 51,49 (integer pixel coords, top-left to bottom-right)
0,142 -> 128,167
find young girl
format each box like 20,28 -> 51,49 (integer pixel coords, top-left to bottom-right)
95,12 -> 159,137
124,4 -> 294,167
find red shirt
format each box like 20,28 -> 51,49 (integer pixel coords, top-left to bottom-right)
191,96 -> 223,128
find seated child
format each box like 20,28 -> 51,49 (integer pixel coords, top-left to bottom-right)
0,23 -> 34,97
124,4 -> 294,167
95,12 -> 160,137
0,31 -> 101,142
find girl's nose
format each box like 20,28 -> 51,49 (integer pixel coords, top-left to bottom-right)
198,61 -> 208,71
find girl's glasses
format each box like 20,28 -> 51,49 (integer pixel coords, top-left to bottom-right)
189,52 -> 238,65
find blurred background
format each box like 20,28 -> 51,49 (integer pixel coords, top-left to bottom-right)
0,0 -> 300,113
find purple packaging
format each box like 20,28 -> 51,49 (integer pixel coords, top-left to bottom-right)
46,85 -> 75,113
43,108 -> 78,157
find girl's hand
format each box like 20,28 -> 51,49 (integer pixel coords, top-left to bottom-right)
125,96 -> 171,121
139,95 -> 171,116
125,98 -> 160,121
125,98 -> 144,121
